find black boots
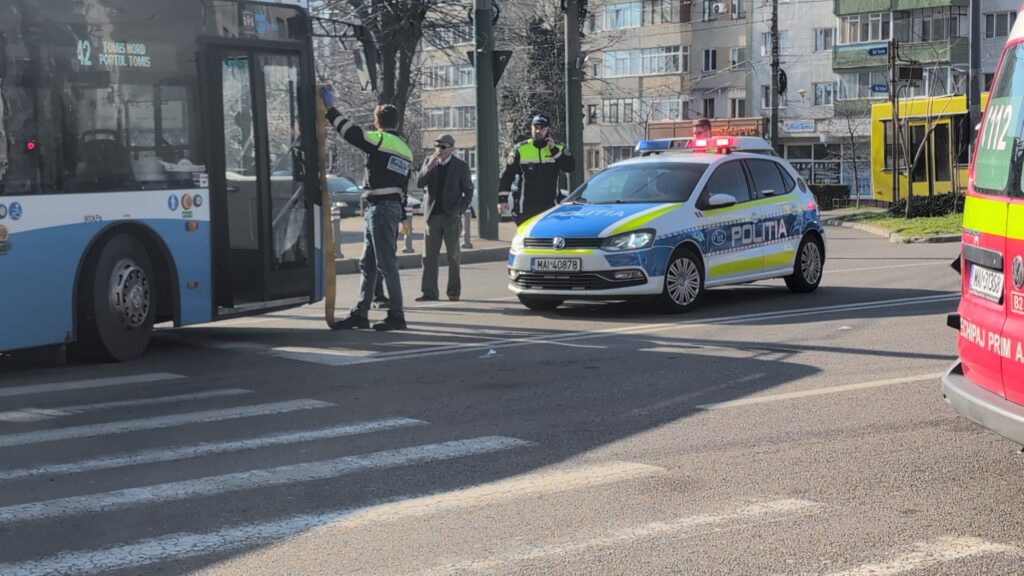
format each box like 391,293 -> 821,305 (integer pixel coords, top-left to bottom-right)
333,315 -> 370,330
373,314 -> 407,331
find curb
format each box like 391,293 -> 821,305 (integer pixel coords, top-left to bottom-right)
822,217 -> 960,245
334,246 -> 509,275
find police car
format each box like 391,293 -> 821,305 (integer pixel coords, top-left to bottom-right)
508,137 -> 825,312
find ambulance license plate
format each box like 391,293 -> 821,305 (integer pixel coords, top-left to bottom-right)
532,258 -> 581,272
970,263 -> 1004,302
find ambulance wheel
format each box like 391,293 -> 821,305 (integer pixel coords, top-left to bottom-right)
73,233 -> 156,362
659,248 -> 703,313
518,295 -> 563,311
785,234 -> 824,293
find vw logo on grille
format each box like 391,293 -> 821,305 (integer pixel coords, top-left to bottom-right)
552,237 -> 567,250
1014,256 -> 1024,290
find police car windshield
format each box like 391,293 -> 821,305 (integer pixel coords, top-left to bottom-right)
567,163 -> 707,204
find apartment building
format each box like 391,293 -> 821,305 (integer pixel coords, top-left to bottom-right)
419,23 -> 480,173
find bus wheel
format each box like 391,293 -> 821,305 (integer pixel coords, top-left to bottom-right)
785,234 -> 824,293
76,234 -> 156,362
658,248 -> 703,313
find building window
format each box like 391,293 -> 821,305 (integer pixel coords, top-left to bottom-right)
423,106 -> 477,129
893,8 -> 967,43
838,12 -> 890,45
838,70 -> 889,100
785,144 -> 842,185
986,12 -> 1017,39
603,98 -> 640,124
605,46 -> 682,77
729,98 -> 746,118
429,24 -> 474,48
645,97 -> 683,121
604,2 -> 643,29
587,104 -> 599,124
813,82 -> 837,106
453,147 -> 476,170
703,97 -> 715,118
587,149 -> 601,170
761,31 -> 789,56
681,46 -> 690,72
424,64 -> 475,90
703,48 -> 717,72
815,28 -> 834,52
604,146 -> 633,165
644,0 -> 680,25
730,47 -> 747,67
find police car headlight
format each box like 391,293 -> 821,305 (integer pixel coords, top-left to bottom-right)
511,234 -> 525,252
602,230 -> 655,251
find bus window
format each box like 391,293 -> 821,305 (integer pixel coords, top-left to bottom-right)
910,125 -> 928,182
954,114 -> 972,165
934,123 -> 951,182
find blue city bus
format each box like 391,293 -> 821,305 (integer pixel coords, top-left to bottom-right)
0,0 -> 325,361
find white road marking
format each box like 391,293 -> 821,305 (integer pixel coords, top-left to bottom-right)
268,294 -> 959,367
826,262 -> 951,274
0,461 -> 660,576
0,389 -> 252,423
0,436 -> 532,525
0,373 -> 186,399
0,418 -> 427,482
696,373 -> 944,410
0,400 -> 333,448
420,499 -> 822,575
825,537 -> 1023,576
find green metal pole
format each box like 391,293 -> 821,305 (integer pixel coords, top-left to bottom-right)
475,0 -> 499,240
565,0 -> 584,191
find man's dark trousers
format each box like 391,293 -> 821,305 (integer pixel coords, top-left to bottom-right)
421,214 -> 461,300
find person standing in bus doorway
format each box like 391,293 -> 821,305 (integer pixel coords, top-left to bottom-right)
322,89 -> 412,331
415,134 -> 473,302
498,113 -> 575,225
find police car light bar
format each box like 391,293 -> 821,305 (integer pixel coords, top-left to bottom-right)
691,137 -> 737,152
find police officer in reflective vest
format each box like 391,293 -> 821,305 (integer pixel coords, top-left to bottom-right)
322,89 -> 413,331
498,113 -> 575,225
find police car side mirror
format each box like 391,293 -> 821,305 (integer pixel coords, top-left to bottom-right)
708,193 -> 737,208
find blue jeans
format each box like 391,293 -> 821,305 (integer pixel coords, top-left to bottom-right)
354,201 -> 404,317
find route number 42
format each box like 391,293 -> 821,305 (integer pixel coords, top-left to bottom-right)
982,104 -> 1014,152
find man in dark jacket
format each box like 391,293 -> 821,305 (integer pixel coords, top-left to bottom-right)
323,90 -> 412,331
498,113 -> 575,225
415,134 -> 473,302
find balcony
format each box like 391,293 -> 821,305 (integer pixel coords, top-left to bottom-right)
833,41 -> 889,71
833,36 -> 967,71
834,0 -> 967,16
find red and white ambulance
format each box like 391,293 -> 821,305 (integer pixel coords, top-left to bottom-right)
943,8 -> 1024,444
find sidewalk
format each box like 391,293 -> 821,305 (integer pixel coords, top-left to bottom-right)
332,214 -> 517,275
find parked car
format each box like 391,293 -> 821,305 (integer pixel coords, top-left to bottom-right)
327,175 -> 361,219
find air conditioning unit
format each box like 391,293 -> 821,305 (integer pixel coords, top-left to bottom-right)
712,2 -> 728,15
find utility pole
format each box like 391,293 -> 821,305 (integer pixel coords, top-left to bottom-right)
564,0 -> 584,191
968,0 -> 982,154
474,0 -> 499,240
769,0 -> 780,150
889,37 -> 899,206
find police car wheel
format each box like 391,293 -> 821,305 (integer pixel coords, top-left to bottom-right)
518,295 -> 564,311
659,249 -> 703,313
785,234 -> 824,293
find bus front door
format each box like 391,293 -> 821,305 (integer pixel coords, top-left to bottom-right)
209,49 -> 316,313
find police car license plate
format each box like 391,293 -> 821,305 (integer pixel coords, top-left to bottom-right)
970,263 -> 1004,302
532,258 -> 581,272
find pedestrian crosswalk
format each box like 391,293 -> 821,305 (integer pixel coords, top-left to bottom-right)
0,370 -> 1021,576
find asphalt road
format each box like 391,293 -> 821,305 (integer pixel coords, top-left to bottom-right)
2,225 -> 1021,576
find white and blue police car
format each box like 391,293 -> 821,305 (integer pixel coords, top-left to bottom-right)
508,137 -> 825,312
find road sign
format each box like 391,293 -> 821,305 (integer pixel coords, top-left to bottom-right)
868,46 -> 888,57
870,84 -> 889,93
